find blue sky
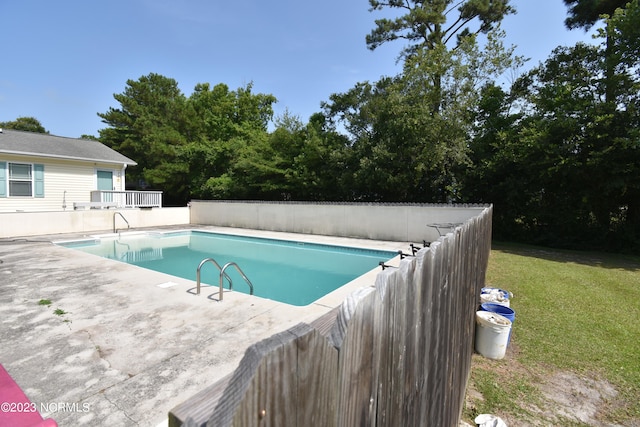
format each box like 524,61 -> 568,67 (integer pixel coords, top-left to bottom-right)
1,0 -> 599,138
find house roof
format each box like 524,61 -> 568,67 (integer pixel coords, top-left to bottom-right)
0,129 -> 137,166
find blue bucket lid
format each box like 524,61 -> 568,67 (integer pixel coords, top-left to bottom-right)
481,302 -> 515,316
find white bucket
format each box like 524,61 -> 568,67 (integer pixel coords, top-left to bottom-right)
480,288 -> 510,307
475,311 -> 512,360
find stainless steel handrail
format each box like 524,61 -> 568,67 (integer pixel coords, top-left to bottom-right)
113,212 -> 130,234
219,262 -> 254,301
196,258 -> 232,296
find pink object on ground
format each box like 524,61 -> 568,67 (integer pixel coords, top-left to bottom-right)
0,364 -> 57,427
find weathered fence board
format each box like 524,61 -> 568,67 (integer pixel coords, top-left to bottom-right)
333,287 -> 379,426
294,327 -> 339,427
170,206 -> 493,427
375,264 -> 410,426
197,323 -> 339,427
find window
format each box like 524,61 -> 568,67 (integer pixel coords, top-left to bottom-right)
0,162 -> 44,198
9,163 -> 33,196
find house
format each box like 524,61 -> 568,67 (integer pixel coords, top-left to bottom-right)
0,129 -> 140,212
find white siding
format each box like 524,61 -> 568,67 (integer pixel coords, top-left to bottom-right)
0,154 -> 126,212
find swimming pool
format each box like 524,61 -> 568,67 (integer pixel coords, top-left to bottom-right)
56,230 -> 397,306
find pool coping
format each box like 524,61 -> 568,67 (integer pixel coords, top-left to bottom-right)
0,225 -> 408,426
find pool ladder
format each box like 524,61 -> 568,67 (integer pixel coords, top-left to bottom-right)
113,212 -> 130,234
196,258 -> 254,301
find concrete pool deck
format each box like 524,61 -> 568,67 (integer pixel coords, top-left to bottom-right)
0,225 -> 408,426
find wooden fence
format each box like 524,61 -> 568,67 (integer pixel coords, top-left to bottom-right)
170,206 -> 492,427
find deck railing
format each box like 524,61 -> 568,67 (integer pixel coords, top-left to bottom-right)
90,190 -> 162,208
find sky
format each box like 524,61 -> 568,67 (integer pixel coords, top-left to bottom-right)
0,0 -> 600,139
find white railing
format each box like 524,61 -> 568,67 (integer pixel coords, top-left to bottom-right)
90,190 -> 162,208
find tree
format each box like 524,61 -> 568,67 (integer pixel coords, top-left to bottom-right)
325,29 -> 521,202
564,0 -> 628,29
98,74 -> 280,204
466,27 -> 640,250
603,0 -> 640,249
461,83 -> 527,238
607,0 -> 640,68
332,0 -> 519,204
293,113 -> 353,200
366,0 -> 514,114
366,0 -> 514,58
98,73 -> 192,205
206,109 -> 352,201
189,82 -> 276,142
366,0 -> 514,53
183,82 -> 277,200
0,117 -> 48,133
564,0 -> 629,105
559,0 -> 640,249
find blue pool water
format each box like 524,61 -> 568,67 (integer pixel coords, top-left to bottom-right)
57,230 -> 396,306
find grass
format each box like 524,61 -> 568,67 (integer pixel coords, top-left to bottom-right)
464,242 -> 640,425
38,299 -> 72,325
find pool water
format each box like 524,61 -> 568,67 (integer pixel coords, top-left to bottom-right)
57,230 -> 396,306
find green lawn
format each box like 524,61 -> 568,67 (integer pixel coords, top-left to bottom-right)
464,242 -> 640,425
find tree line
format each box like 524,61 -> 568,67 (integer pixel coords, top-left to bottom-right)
5,1 -> 639,252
